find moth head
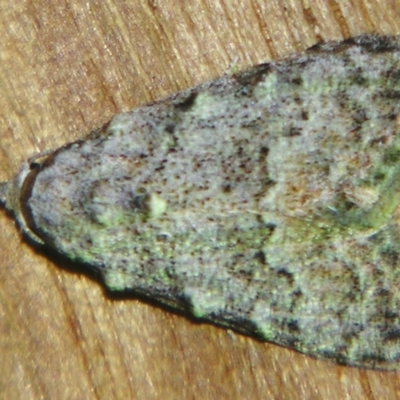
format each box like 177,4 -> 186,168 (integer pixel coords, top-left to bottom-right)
0,160 -> 46,245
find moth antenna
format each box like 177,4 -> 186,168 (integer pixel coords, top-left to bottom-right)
0,181 -> 10,207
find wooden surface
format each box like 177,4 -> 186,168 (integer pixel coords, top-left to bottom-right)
1,1 -> 400,399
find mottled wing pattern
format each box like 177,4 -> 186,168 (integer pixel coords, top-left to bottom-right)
3,35 -> 400,369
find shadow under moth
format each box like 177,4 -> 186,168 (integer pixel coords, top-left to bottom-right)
2,34 -> 400,369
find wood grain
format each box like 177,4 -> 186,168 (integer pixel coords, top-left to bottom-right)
1,1 -> 400,399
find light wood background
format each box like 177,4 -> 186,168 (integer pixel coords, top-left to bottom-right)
1,1 -> 400,399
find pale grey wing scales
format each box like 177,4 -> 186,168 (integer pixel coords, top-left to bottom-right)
4,35 -> 400,369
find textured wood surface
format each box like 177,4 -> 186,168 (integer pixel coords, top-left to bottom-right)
1,1 -> 400,399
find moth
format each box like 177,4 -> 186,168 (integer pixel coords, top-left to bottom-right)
2,34 -> 400,369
